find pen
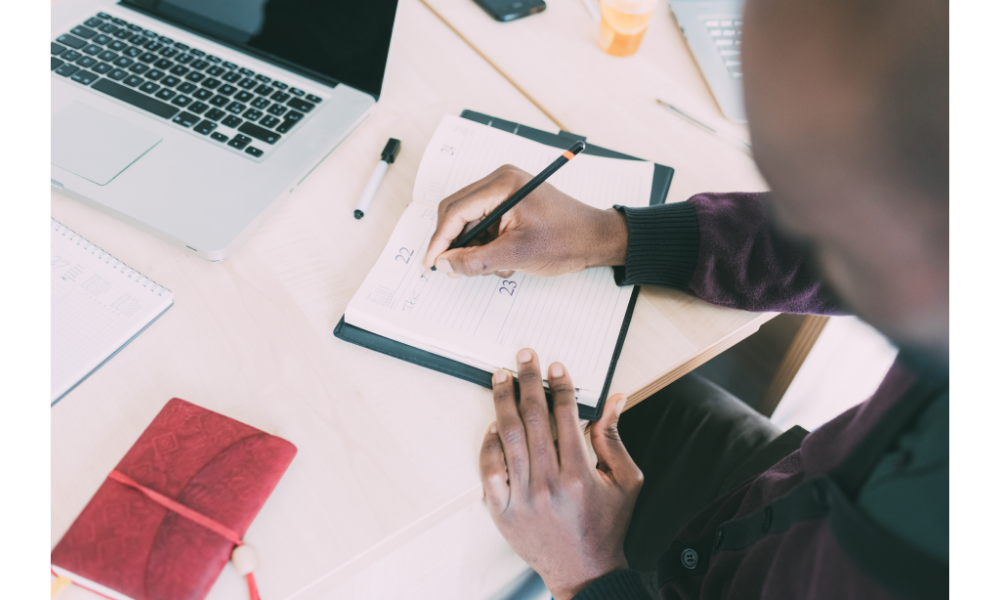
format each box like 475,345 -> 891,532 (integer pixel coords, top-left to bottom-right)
354,138 -> 402,219
655,99 -> 753,156
424,139 -> 586,276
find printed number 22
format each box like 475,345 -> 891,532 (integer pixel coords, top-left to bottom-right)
499,280 -> 517,296
395,247 -> 414,264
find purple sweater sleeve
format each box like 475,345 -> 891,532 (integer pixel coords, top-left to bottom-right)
612,193 -> 846,315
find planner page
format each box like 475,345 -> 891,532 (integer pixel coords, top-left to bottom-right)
345,117 -> 654,405
51,220 -> 174,404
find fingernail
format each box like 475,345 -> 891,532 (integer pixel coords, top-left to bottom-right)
490,422 -> 497,434
494,369 -> 508,384
518,349 -> 533,364
550,362 -> 565,378
615,394 -> 626,416
437,259 -> 453,275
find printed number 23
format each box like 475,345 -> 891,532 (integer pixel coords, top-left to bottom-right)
395,247 -> 414,264
499,280 -> 517,296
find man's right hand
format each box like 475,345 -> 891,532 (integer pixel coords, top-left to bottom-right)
421,165 -> 630,278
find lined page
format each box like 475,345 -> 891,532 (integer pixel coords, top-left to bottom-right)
346,117 -> 655,405
51,220 -> 174,404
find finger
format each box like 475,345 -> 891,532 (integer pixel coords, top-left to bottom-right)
591,394 -> 642,487
548,362 -> 588,471
436,232 -> 524,277
492,368 -> 530,496
515,349 -> 558,489
423,169 -> 522,269
480,422 -> 511,516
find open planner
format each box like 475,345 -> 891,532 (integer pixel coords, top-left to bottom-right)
51,219 -> 174,405
335,112 -> 673,419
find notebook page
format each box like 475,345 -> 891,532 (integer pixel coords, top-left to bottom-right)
412,115 -> 655,210
346,118 -> 656,405
51,220 -> 174,404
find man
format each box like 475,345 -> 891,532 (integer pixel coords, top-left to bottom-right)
421,0 -> 948,597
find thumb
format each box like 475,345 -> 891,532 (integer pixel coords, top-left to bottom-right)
437,233 -> 523,277
591,394 -> 640,484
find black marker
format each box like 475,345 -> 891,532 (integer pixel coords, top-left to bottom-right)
354,138 -> 402,219
423,140 -> 586,276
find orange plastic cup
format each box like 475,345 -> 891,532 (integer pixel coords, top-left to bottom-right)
598,0 -> 659,57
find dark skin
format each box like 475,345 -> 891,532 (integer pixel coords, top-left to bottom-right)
422,0 -> 947,595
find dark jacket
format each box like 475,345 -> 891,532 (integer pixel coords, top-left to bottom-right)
575,194 -> 948,600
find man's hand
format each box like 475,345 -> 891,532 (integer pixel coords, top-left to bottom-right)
480,349 -> 643,600
422,165 -> 629,278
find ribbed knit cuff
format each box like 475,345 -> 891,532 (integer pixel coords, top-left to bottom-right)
572,569 -> 653,600
611,201 -> 700,289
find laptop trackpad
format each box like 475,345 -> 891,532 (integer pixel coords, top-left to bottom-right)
52,102 -> 162,186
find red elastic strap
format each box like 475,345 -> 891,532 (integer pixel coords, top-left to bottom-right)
107,470 -> 260,599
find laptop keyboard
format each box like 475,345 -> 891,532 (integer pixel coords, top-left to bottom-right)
704,19 -> 742,78
51,12 -> 325,161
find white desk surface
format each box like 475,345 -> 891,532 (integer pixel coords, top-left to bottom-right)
52,0 -> 773,598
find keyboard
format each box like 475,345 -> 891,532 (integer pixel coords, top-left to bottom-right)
51,12 -> 325,161
704,19 -> 742,79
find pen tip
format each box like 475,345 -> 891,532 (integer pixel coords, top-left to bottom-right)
354,210 -> 364,219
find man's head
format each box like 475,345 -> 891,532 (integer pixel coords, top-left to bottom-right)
742,0 -> 948,364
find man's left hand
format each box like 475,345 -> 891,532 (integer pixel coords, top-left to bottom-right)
480,349 -> 644,600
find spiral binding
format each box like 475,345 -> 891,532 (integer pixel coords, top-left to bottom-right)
51,218 -> 173,297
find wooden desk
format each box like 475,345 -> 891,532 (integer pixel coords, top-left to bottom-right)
53,1 -> 772,598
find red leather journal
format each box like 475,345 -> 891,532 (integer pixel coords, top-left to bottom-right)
51,398 -> 297,600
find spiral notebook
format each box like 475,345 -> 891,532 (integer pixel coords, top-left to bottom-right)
51,219 -> 174,405
335,112 -> 673,420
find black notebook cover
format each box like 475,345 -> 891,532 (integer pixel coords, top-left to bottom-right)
334,110 -> 674,421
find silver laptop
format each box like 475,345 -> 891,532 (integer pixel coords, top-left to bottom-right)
51,0 -> 399,260
669,0 -> 746,122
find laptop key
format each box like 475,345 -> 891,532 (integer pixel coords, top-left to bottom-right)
226,101 -> 247,115
107,68 -> 128,81
97,12 -> 111,19
222,71 -> 242,83
76,56 -> 98,69
128,63 -> 149,75
123,74 -> 143,87
97,50 -> 117,62
222,61 -> 238,70
266,104 -> 287,117
234,90 -> 253,103
154,88 -> 176,101
243,108 -> 263,121
175,54 -> 194,64
238,77 -> 256,89
210,132 -> 228,143
206,66 -> 226,77
245,146 -> 264,157
127,34 -> 148,46
160,47 -> 179,58
145,41 -> 164,52
93,34 -> 113,45
209,95 -> 229,107
111,17 -> 127,25
190,48 -> 206,57
188,101 -> 209,114
139,81 -> 160,94
85,17 -> 104,27
177,82 -> 197,94
250,97 -> 271,109
173,42 -> 189,50
100,23 -> 119,34
126,24 -> 142,32
205,108 -> 227,121
259,115 -> 280,128
305,94 -> 322,103
227,134 -> 252,149
139,52 -> 158,63
271,80 -> 288,90
185,72 -> 206,83
288,87 -> 305,97
217,84 -> 238,96
271,91 -> 290,103
254,84 -> 274,96
70,70 -> 100,85
113,29 -> 132,39
160,75 -> 181,87
202,78 -> 221,89
193,88 -> 213,100
191,59 -> 210,70
254,74 -> 271,83
158,35 -> 174,44
113,56 -> 133,68
171,95 -> 193,107
123,46 -> 142,58
52,42 -> 68,55
146,69 -> 165,81
238,122 -> 281,145
206,55 -> 222,64
71,26 -> 98,39
172,111 -> 199,127
83,44 -> 103,55
169,65 -> 190,76
109,40 -> 127,51
286,98 -> 314,113
51,57 -> 65,70
154,58 -> 173,70
275,118 -> 299,134
221,115 -> 243,128
91,78 -> 180,119
238,67 -> 254,76
143,29 -> 159,38
193,120 -> 217,135
57,34 -> 87,49
93,62 -> 113,74
54,63 -> 79,77
62,50 -> 83,62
